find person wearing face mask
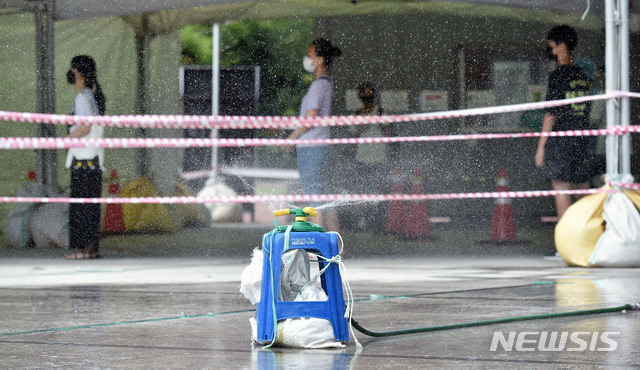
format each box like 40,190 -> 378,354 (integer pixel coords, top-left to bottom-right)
283,38 -> 342,232
65,55 -> 106,260
535,25 -> 591,228
346,82 -> 391,232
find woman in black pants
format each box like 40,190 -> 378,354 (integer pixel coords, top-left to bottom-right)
65,55 -> 106,260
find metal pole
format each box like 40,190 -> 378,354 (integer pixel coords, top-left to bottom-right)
210,23 -> 220,184
135,16 -> 149,176
34,0 -> 58,193
619,0 -> 632,181
34,4 -> 46,185
604,0 -> 620,180
43,0 -> 57,193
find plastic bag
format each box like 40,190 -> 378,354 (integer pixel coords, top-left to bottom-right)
240,247 -> 344,349
589,190 -> 640,267
240,247 -> 264,305
197,181 -> 242,222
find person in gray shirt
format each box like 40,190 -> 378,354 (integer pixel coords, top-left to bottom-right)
283,38 -> 342,232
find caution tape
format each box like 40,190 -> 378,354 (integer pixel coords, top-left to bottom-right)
0,188 -> 607,204
609,182 -> 640,191
0,92 -> 627,130
1,126 -> 637,150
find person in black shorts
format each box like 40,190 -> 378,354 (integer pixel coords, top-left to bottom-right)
535,25 -> 591,221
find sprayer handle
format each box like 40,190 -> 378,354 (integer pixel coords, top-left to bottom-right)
273,209 -> 291,217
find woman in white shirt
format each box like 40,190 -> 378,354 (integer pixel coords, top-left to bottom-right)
65,55 -> 106,260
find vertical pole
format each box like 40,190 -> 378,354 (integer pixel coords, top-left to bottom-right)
604,0 -> 620,180
619,0 -> 632,181
35,0 -> 58,193
210,23 -> 220,184
135,16 -> 149,176
43,0 -> 57,193
35,5 -> 46,185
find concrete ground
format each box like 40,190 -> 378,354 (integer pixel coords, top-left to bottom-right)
1,224 -> 639,368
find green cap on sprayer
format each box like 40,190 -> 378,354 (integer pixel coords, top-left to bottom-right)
273,207 -> 325,232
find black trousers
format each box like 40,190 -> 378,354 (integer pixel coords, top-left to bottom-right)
69,158 -> 102,250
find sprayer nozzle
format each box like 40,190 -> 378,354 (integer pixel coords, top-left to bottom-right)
303,207 -> 318,217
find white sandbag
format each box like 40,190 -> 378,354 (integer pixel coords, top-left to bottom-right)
197,181 -> 242,222
589,191 -> 640,267
2,211 -> 32,248
2,180 -> 46,248
250,316 -> 345,349
30,203 -> 69,249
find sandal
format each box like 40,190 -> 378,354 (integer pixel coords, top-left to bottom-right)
66,247 -> 101,260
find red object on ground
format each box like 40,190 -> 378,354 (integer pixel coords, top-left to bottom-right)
103,169 -> 126,234
385,168 -> 406,234
27,170 -> 37,181
489,168 -> 516,241
405,169 -> 431,238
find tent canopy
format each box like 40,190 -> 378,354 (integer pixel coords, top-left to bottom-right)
1,0 -> 613,33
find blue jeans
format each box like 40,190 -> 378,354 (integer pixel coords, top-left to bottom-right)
297,145 -> 330,207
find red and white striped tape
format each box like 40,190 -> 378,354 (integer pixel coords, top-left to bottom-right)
1,126 -> 637,150
610,182 -> 640,191
0,188 -> 606,204
0,92 -> 627,130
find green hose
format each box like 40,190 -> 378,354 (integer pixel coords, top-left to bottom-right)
351,303 -> 640,337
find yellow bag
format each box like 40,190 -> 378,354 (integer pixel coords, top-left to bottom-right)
555,191 -> 607,267
120,177 -> 178,233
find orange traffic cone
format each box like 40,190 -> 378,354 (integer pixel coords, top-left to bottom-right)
479,168 -> 529,245
102,169 -> 126,234
385,168 -> 406,234
405,169 -> 432,239
491,168 -> 516,241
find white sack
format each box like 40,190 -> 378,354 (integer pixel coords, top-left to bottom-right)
197,182 -> 242,222
2,181 -> 46,248
30,203 -> 69,249
589,192 -> 640,267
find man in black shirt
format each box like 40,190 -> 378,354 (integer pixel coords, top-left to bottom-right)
535,25 -> 591,221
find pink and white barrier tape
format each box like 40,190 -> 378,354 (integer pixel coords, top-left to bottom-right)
1,126 -> 637,150
0,92 -> 625,130
610,182 -> 640,191
0,188 -> 606,204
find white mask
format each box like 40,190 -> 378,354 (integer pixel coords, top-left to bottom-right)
303,56 -> 315,73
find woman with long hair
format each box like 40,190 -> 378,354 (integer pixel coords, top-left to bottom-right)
65,55 -> 106,260
284,38 -> 342,232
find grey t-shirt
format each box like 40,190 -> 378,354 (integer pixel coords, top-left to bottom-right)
298,76 -> 332,145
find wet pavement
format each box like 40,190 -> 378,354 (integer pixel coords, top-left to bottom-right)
1,255 -> 639,369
